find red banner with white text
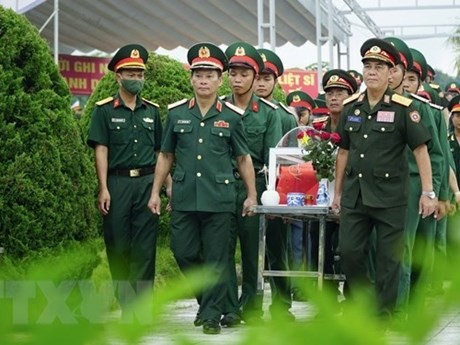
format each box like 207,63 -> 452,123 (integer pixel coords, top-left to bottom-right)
278,69 -> 318,98
59,55 -> 111,95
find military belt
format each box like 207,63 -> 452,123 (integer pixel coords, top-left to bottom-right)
109,166 -> 155,178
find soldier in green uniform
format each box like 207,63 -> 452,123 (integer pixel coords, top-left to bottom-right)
376,39 -> 443,319
254,48 -> 297,133
312,93 -> 330,119
286,90 -> 316,126
147,42 -> 257,334
347,70 -> 363,93
87,44 -> 163,316
222,41 -> 282,325
305,69 -> 359,303
332,38 -> 436,320
449,96 -> 460,190
401,48 -> 452,305
447,96 -> 460,267
321,69 -> 358,132
253,48 -> 297,319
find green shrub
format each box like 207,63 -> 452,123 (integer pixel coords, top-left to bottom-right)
0,6 -> 99,259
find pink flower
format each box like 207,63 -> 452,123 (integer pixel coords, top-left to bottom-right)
320,131 -> 331,140
330,132 -> 341,144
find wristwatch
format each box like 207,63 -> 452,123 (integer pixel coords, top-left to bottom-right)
422,191 -> 436,199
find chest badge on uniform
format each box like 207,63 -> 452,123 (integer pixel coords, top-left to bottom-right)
214,120 -> 229,128
143,118 -> 154,123
354,109 -> 360,115
347,115 -> 362,122
376,111 -> 395,123
177,119 -> 191,124
111,118 -> 126,123
409,111 -> 421,123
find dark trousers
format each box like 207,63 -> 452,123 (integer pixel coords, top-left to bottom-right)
103,174 -> 158,310
266,218 -> 292,312
170,211 -> 233,322
225,177 -> 266,320
339,196 -> 405,317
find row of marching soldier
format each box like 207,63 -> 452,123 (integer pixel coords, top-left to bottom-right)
86,37 -> 460,334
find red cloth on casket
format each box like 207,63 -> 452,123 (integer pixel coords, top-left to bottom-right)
276,162 -> 319,204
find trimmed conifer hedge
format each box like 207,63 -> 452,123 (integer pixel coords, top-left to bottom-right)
0,6 -> 99,258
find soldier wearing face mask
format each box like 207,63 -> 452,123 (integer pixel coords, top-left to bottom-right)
87,44 -> 164,317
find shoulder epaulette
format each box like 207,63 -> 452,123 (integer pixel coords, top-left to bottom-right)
409,93 -> 429,104
429,102 -> 444,111
219,95 -> 228,100
224,101 -> 245,116
260,97 -> 278,109
168,98 -> 188,110
95,96 -> 114,106
343,92 -> 360,105
142,98 -> 159,107
312,116 -> 329,123
279,102 -> 295,115
392,93 -> 413,107
429,83 -> 440,90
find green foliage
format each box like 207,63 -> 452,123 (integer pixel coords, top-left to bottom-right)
0,6 -> 99,258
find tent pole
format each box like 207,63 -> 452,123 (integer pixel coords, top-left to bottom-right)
54,0 -> 59,64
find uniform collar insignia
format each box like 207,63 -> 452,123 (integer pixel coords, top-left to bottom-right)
252,100 -> 259,112
384,95 -> 390,104
113,98 -> 121,108
214,120 -> 229,128
357,93 -> 365,103
189,98 -> 195,109
216,100 -> 222,112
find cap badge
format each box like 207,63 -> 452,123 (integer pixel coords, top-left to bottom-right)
235,47 -> 246,56
260,53 -> 267,62
451,83 -> 456,88
130,49 -> 140,58
293,95 -> 301,103
330,75 -> 339,83
370,46 -> 381,53
199,46 -> 210,58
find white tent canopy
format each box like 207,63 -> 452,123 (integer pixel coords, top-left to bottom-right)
18,0 -> 350,54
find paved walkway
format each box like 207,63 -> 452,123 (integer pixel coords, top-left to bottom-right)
132,285 -> 460,345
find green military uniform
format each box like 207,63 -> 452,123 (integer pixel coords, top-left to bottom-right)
337,38 -> 432,317
376,42 -> 446,316
162,43 -> 251,332
347,70 -> 363,93
407,50 -> 451,307
312,93 -> 330,118
87,44 -> 161,310
224,40 -> 283,324
223,93 -> 283,321
286,90 -> 316,126
165,97 -> 249,323
306,69 -> 359,294
257,48 -> 298,317
447,96 -> 460,271
448,95 -> 460,184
